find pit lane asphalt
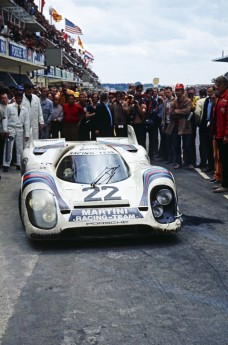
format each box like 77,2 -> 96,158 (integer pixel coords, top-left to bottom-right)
0,165 -> 227,345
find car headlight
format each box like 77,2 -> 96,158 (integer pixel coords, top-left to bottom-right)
156,189 -> 173,206
152,204 -> 164,218
26,190 -> 57,229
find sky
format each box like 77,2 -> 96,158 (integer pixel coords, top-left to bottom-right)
34,0 -> 228,86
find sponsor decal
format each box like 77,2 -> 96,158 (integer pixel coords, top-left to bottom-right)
33,140 -> 66,153
69,208 -> 143,222
22,171 -> 69,210
9,43 -> 27,60
0,39 -> 6,54
86,221 -> 128,226
140,168 -> 174,206
69,146 -> 115,155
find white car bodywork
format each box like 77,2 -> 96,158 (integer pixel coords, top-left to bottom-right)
20,126 -> 182,239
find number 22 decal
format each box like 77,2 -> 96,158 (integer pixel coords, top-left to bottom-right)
82,186 -> 121,202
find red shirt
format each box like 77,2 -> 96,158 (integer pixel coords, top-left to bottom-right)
213,89 -> 228,139
63,103 -> 84,123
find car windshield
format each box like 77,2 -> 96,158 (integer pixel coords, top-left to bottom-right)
57,154 -> 130,184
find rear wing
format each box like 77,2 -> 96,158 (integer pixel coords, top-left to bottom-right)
96,125 -> 138,152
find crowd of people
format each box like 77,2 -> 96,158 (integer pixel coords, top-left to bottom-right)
0,78 -> 227,193
0,1 -> 98,82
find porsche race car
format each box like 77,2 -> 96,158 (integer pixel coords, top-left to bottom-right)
19,126 -> 182,239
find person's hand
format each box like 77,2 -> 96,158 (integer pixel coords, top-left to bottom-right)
223,136 -> 228,144
25,137 -> 29,142
40,123 -> 45,129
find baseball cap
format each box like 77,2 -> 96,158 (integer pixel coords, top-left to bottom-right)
175,83 -> 184,90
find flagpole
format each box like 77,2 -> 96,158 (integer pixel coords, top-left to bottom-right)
49,7 -> 53,25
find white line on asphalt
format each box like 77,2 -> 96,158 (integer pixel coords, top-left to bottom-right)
194,168 -> 211,180
224,195 -> 228,200
0,254 -> 39,341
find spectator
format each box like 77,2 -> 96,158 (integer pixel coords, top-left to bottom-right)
85,92 -> 99,140
40,87 -> 53,139
162,86 -> 175,164
50,95 -> 63,138
78,91 -> 90,140
128,94 -> 146,147
63,94 -> 84,141
212,76 -> 228,193
94,92 -> 114,137
186,86 -> 199,166
168,83 -> 193,169
194,88 -> 208,171
143,88 -> 157,160
111,91 -> 128,137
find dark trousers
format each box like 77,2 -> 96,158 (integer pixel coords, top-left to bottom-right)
147,124 -> 159,158
217,139 -> 228,188
133,123 -> 146,148
199,128 -> 214,170
115,125 -> 128,137
165,132 -> 175,163
50,121 -> 63,139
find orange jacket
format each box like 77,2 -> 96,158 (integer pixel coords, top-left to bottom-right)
213,89 -> 228,139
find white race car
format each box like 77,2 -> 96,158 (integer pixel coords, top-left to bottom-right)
19,126 -> 182,240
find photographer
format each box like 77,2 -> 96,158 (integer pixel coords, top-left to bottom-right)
143,88 -> 158,160
111,92 -> 128,137
128,95 -> 146,147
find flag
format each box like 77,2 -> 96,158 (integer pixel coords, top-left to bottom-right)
84,50 -> 94,61
78,36 -> 84,49
65,18 -> 83,35
41,0 -> 45,13
52,8 -> 62,22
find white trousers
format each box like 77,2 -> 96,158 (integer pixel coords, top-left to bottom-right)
3,129 -> 24,167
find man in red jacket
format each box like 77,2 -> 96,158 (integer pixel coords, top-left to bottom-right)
63,94 -> 84,141
212,75 -> 228,193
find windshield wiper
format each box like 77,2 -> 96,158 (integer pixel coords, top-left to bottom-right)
91,165 -> 120,187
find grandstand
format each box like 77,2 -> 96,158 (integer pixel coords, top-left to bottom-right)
0,0 -> 100,90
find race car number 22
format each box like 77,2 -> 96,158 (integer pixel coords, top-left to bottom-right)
82,186 -> 121,201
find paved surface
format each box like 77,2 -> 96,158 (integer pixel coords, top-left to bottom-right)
0,164 -> 227,345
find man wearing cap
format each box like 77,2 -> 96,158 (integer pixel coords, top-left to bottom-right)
167,83 -> 193,169
22,83 -> 44,144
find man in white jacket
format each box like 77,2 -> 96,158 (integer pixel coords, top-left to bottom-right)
22,83 -> 44,144
2,91 -> 30,172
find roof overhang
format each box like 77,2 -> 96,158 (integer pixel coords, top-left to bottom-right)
0,55 -> 45,73
213,56 -> 228,63
2,5 -> 46,32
